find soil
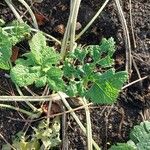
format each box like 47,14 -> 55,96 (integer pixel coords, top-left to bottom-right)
0,0 -> 150,149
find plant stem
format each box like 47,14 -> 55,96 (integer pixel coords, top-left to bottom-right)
76,0 -> 110,40
5,0 -> 23,23
15,84 -> 38,112
70,0 -> 81,52
114,0 -> 132,75
0,93 -> 68,101
82,97 -> 93,150
0,103 -> 36,117
18,0 -> 38,29
58,92 -> 101,150
60,1 -> 74,60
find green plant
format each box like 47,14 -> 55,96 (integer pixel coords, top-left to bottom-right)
8,31 -> 127,104
0,22 -> 128,150
63,37 -> 127,104
109,121 -> 150,150
10,32 -> 64,91
0,21 -> 30,70
2,117 -> 61,150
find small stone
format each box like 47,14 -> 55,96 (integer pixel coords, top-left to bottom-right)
76,22 -> 82,31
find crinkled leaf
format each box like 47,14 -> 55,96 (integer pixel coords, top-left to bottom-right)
86,69 -> 128,104
66,82 -> 78,97
63,61 -> 76,78
10,64 -> 40,87
109,143 -> 136,150
130,121 -> 150,144
73,46 -> 88,62
47,67 -> 65,91
99,37 -> 115,56
29,32 -> 46,65
0,28 -> 12,70
35,75 -> 47,87
137,141 -> 150,150
29,32 -> 60,65
34,117 -> 61,149
8,22 -> 30,45
88,45 -> 101,62
98,56 -> 114,68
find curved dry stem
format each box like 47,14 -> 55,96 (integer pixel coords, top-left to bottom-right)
5,0 -> 23,23
114,0 -> 132,76
76,0 -> 110,40
18,0 -> 38,29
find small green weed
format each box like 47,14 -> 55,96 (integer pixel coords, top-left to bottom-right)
2,117 -> 61,150
0,24 -> 128,104
109,121 -> 150,150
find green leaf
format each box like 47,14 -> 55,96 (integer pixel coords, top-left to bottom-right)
136,141 -> 150,150
88,45 -> 101,62
99,37 -> 115,56
34,117 -> 61,149
73,46 -> 88,62
35,75 -> 47,87
66,82 -> 78,97
47,67 -> 65,91
0,28 -> 12,70
86,69 -> 128,104
29,32 -> 46,65
98,55 -> 114,68
29,32 -> 60,66
109,143 -> 136,150
8,21 -> 30,45
10,64 -> 40,87
130,121 -> 150,144
63,61 -> 76,78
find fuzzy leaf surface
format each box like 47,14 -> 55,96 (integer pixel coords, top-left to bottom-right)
86,69 -> 127,104
0,28 -> 12,69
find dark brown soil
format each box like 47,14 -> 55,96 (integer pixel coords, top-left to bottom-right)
0,0 -> 150,149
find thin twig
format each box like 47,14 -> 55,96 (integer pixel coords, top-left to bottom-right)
122,76 -> 148,90
76,0 -> 110,40
0,93 -> 68,101
115,0 -> 132,76
5,0 -> 23,23
58,92 -> 101,150
18,0 -> 38,29
129,0 -> 136,48
82,97 -> 93,150
0,133 -> 16,150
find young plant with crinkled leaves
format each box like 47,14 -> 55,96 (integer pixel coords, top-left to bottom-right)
109,121 -> 150,150
10,32 -> 65,92
63,38 -> 128,104
2,117 -> 61,150
0,21 -> 30,70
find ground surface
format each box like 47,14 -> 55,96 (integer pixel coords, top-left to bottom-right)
0,0 -> 150,149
